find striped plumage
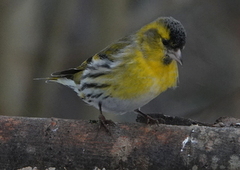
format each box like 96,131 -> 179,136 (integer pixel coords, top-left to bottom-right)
43,17 -> 186,120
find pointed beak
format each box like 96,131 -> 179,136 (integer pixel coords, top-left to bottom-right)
167,48 -> 182,65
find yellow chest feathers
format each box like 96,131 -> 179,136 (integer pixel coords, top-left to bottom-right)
110,50 -> 179,99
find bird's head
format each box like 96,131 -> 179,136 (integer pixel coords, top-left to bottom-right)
157,17 -> 186,65
138,17 -> 186,65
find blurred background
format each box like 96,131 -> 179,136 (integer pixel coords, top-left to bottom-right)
1,0 -> 240,123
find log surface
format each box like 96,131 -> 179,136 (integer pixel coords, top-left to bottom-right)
0,116 -> 240,170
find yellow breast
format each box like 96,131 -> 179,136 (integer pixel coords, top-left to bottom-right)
109,49 -> 179,100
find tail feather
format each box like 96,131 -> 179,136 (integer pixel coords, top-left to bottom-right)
34,68 -> 83,93
51,68 -> 81,77
33,77 -> 58,81
33,77 -> 61,84
34,68 -> 82,81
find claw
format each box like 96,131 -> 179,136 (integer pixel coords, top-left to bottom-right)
98,114 -> 115,133
135,109 -> 164,126
96,102 -> 115,137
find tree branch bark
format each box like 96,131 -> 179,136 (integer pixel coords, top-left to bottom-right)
0,115 -> 240,170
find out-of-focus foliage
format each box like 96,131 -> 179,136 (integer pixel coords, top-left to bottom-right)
1,0 -> 240,123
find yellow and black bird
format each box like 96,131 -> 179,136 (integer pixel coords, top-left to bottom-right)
38,17 -> 186,125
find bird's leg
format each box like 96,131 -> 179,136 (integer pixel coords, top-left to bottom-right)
135,109 -> 164,125
98,102 -> 115,134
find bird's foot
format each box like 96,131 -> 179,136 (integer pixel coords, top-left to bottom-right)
98,114 -> 116,135
135,109 -> 165,126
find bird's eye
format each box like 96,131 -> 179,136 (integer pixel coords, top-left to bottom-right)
162,39 -> 169,46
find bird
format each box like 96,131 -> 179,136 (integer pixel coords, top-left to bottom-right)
37,17 -> 186,127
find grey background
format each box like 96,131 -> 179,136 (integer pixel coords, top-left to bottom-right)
1,0 -> 240,123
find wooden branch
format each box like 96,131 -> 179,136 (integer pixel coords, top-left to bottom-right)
0,115 -> 240,170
